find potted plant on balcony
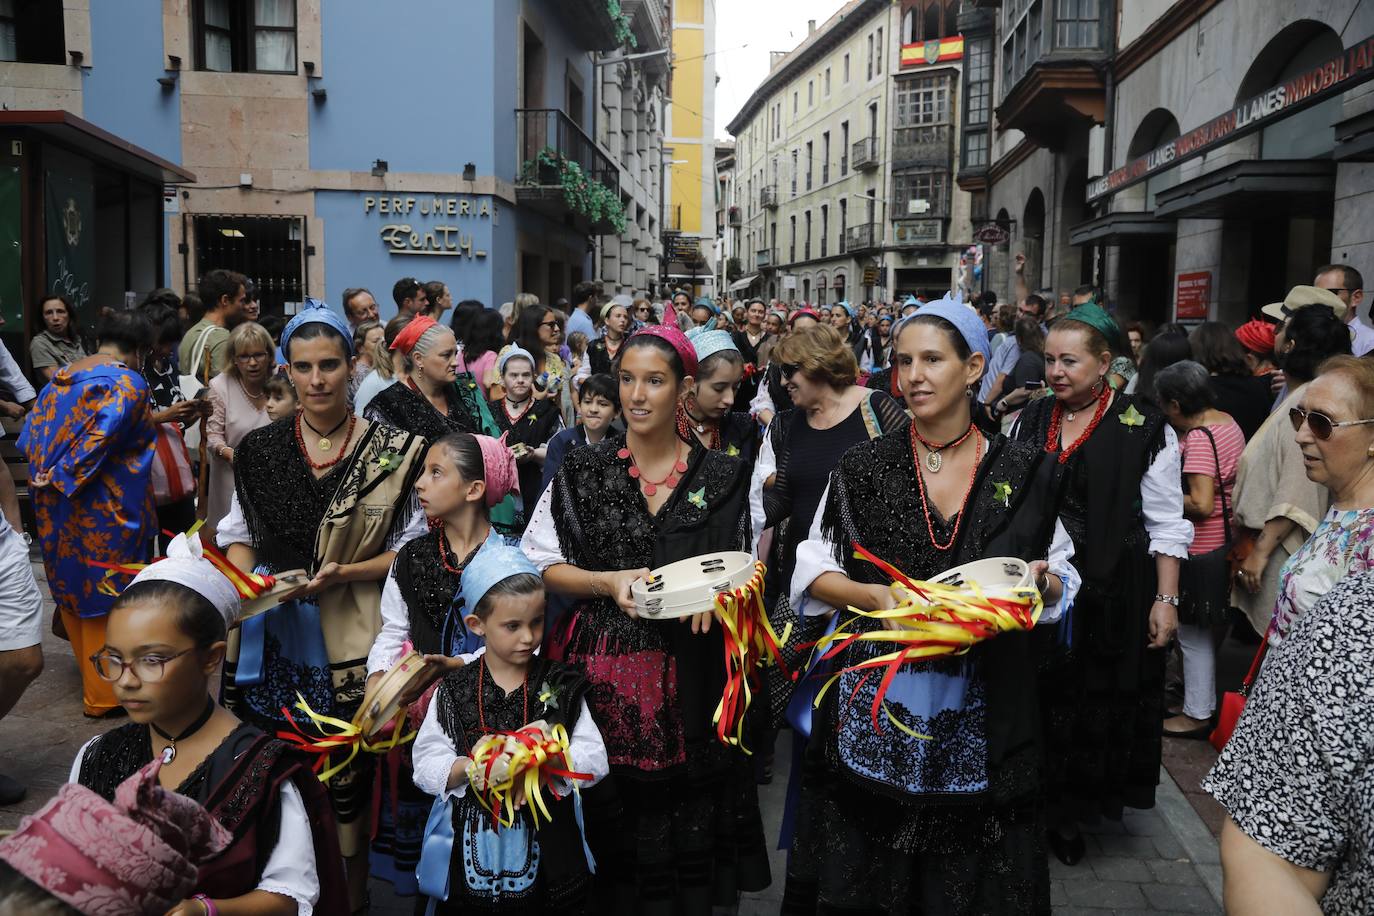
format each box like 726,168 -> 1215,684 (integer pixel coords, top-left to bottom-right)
607,0 -> 637,48
521,147 -> 628,235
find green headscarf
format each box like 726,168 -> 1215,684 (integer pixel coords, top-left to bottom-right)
1061,303 -> 1122,352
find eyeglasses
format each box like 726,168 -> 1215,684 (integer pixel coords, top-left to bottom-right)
89,648 -> 195,683
539,319 -> 560,329
779,363 -> 801,380
635,306 -> 652,314
1288,406 -> 1374,440
236,351 -> 270,363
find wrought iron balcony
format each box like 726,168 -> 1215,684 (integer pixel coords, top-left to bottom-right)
891,124 -> 954,166
728,206 -> 742,227
516,108 -> 621,235
852,137 -> 879,171
842,222 -> 881,253
756,248 -> 776,269
761,185 -> 779,209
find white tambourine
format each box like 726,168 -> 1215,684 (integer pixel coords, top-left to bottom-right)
927,557 -> 1035,597
631,551 -> 758,619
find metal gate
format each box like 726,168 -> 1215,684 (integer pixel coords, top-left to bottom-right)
192,214 -> 305,317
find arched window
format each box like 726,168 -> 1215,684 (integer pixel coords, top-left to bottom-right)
924,2 -> 941,42
902,8 -> 916,44
1238,22 -> 1342,160
944,0 -> 959,37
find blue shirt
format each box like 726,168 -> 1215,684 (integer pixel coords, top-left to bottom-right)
566,307 -> 596,345
979,336 -> 1020,401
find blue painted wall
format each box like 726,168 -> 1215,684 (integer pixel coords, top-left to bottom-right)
82,0 -> 181,164
310,1 -> 499,175
316,189 -> 502,319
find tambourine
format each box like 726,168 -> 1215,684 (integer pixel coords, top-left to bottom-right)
928,557 -> 1034,597
354,651 -> 431,740
233,569 -> 309,624
631,551 -> 758,619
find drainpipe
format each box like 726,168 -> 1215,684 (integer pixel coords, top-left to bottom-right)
1099,0 -> 1119,294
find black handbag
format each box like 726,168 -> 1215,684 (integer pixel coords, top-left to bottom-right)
1179,426 -> 1233,626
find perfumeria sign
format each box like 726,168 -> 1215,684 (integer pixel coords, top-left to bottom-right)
1086,33 -> 1374,203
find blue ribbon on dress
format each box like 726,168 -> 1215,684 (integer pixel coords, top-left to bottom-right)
417,794 -> 455,902
236,609 -> 269,686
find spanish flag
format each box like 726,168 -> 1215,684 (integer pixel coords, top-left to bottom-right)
900,34 -> 964,68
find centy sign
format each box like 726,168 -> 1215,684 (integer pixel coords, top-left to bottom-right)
1087,33 -> 1374,202
363,194 -> 493,258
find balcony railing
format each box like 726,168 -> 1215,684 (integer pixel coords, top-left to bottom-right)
756,248 -> 776,269
842,222 -> 881,253
892,124 -> 954,165
852,137 -> 879,171
516,108 -> 617,190
728,206 -> 742,227
761,185 -> 779,209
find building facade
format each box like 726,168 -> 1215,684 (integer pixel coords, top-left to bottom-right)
958,0 -> 1374,327
0,0 -> 653,366
715,141 -> 739,295
726,0 -> 976,306
664,0 -> 716,295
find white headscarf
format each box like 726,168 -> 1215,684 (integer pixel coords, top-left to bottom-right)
129,533 -> 241,626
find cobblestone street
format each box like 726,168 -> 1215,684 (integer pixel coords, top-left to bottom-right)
2,562 -> 1224,914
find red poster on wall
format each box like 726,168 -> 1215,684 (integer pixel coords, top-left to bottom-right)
1176,271 -> 1211,320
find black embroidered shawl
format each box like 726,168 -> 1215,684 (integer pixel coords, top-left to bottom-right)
587,337 -> 625,377
818,426 -> 1060,801
435,656 -> 589,755
364,378 -> 479,442
491,397 -> 563,517
393,531 -> 481,657
233,417 -> 424,574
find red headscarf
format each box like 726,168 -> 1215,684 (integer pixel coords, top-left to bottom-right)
1235,318 -> 1277,355
390,314 -> 439,356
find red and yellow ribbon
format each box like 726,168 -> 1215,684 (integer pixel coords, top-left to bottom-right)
92,521 -> 278,599
467,722 -> 593,830
711,561 -> 793,754
809,544 -> 1043,739
276,693 -> 416,783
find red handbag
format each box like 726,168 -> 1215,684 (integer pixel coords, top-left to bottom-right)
1209,624 -> 1273,753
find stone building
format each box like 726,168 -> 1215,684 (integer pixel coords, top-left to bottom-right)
959,0 -> 1374,326
726,0 -> 976,306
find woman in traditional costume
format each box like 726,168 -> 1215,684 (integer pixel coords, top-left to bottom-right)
490,347 -> 563,529
784,295 -> 1081,913
587,300 -> 631,377
216,300 -> 427,908
364,314 -> 485,441
411,546 -> 609,914
731,298 -> 772,412
70,533 -> 347,914
680,326 -> 759,464
20,309 -> 157,718
362,432 -> 521,893
521,324 -> 771,913
1009,303 -> 1191,865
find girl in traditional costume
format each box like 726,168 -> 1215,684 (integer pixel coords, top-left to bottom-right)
70,533 -> 347,915
1009,304 -> 1191,866
680,326 -> 759,464
363,432 -> 522,892
785,295 -> 1081,914
364,314 -> 487,443
411,546 -> 608,914
216,300 -> 427,908
490,347 -> 564,529
521,324 -> 772,913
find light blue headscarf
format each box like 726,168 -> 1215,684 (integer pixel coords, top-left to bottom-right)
280,298 -> 354,360
685,325 -> 739,363
459,544 -> 541,616
912,289 -> 991,367
497,345 -> 536,374
833,300 -> 855,318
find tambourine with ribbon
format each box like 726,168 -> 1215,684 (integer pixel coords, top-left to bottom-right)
276,688 -> 418,783
808,545 -> 1044,739
631,551 -> 758,619
355,651 -> 434,741
467,721 -> 593,829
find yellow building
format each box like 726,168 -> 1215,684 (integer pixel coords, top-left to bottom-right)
665,0 -> 717,293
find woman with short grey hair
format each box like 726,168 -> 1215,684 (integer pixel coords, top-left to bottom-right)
1153,360 -> 1245,738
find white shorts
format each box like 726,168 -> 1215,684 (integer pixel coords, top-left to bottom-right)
0,528 -> 42,651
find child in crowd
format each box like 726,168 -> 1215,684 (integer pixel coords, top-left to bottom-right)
566,331 -> 589,400
538,373 -> 620,501
411,546 -> 608,914
263,374 -> 298,421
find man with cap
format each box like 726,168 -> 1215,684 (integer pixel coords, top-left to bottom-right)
1262,284 -> 1348,402
1314,264 -> 1374,356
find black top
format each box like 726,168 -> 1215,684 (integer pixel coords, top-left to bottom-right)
1006,348 -> 1045,393
364,377 -> 481,442
587,336 -> 626,376
732,328 -> 771,410
1207,374 -> 1272,441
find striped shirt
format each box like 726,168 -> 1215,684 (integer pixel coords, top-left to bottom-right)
1181,419 -> 1245,554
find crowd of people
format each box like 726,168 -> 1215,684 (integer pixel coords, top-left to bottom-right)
0,257 -> 1367,915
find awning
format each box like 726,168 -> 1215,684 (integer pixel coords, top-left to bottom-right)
729,273 -> 758,292
0,110 -> 195,184
1152,160 -> 1335,220
1069,211 -> 1176,246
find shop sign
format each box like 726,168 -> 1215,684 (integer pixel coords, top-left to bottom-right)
782,275 -> 797,290
974,222 -> 1011,245
1176,271 -> 1211,321
862,265 -> 880,285
363,194 -> 492,258
1087,33 -> 1374,203
894,220 -> 944,245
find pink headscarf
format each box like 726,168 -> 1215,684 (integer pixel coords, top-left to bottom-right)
629,323 -> 699,378
0,760 -> 230,915
476,433 -> 520,505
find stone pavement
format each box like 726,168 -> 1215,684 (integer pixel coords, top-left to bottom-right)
3,560 -> 1223,913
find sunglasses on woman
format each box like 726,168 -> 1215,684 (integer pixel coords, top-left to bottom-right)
1288,406 -> 1374,440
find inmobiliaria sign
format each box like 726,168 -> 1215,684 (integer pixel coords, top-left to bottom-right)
1086,34 -> 1374,202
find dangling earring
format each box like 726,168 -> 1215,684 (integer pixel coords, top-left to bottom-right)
966,385 -> 974,398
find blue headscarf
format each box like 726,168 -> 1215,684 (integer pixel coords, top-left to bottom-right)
833,300 -> 855,318
280,298 -> 354,360
460,544 -> 541,616
685,326 -> 739,363
912,290 -> 991,367
497,345 -> 536,375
